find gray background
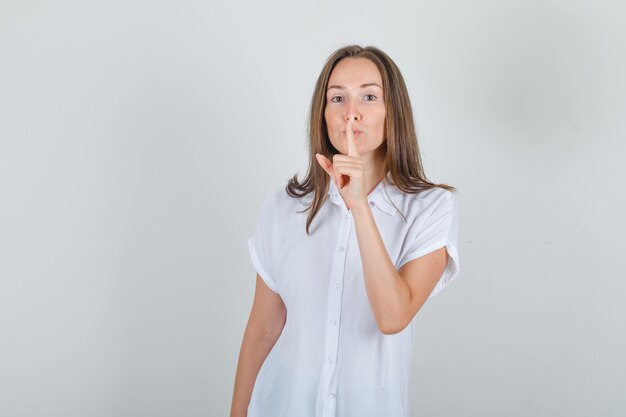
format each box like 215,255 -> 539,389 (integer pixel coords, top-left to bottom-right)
1,0 -> 625,416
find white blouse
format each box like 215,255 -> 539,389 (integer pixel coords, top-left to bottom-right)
246,172 -> 460,417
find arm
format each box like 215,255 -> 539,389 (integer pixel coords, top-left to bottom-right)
230,274 -> 286,417
315,118 -> 449,336
351,203 -> 448,335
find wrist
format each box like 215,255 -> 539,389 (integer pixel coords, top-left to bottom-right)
350,200 -> 371,218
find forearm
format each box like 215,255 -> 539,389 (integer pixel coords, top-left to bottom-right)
351,202 -> 412,334
230,322 -> 281,417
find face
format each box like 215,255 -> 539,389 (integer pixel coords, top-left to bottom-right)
324,57 -> 386,157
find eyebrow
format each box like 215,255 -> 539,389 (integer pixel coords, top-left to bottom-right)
327,83 -> 382,91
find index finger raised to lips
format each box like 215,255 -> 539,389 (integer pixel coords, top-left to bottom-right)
346,118 -> 360,157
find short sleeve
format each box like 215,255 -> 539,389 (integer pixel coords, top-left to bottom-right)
396,190 -> 460,300
247,193 -> 279,294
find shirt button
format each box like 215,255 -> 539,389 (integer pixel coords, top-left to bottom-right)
330,320 -> 337,325
338,247 -> 345,252
326,357 -> 333,364
329,392 -> 336,399
333,282 -> 340,289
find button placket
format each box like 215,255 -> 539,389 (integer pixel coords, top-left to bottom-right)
318,208 -> 351,416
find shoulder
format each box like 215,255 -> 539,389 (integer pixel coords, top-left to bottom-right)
387,184 -> 456,215
410,186 -> 453,203
257,184 -> 305,216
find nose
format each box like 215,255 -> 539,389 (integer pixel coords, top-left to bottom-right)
343,99 -> 361,122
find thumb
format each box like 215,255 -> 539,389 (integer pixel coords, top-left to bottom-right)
316,153 -> 342,188
315,153 -> 332,177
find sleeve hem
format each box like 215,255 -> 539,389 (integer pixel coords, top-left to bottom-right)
428,242 -> 460,300
247,237 -> 279,294
397,239 -> 448,271
396,240 -> 460,300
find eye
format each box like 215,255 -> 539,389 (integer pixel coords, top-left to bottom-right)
330,96 -> 344,103
364,94 -> 377,101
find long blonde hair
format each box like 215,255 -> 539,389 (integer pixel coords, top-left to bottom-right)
286,45 -> 456,235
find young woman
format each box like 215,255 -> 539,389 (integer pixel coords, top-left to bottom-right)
230,45 -> 460,417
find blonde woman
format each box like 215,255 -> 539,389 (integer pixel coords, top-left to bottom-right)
231,45 -> 460,417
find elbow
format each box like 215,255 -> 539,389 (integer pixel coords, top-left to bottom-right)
378,295 -> 430,335
378,317 -> 410,335
377,294 -> 427,335
378,305 -> 424,335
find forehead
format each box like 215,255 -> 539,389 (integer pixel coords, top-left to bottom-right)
328,57 -> 382,86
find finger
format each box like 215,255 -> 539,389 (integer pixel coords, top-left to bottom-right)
331,154 -> 360,162
334,158 -> 362,186
315,153 -> 333,178
334,166 -> 362,180
332,158 -> 362,168
334,165 -> 362,190
316,153 -> 342,187
346,118 -> 360,158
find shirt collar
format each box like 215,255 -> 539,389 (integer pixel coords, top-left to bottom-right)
328,172 -> 397,216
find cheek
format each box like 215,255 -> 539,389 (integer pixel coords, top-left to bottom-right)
377,111 -> 386,131
324,109 -> 337,125
324,113 -> 340,136
324,111 -> 331,129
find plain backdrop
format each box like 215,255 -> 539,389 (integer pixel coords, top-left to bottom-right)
1,0 -> 625,416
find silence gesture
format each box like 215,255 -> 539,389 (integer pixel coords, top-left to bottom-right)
315,118 -> 367,210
